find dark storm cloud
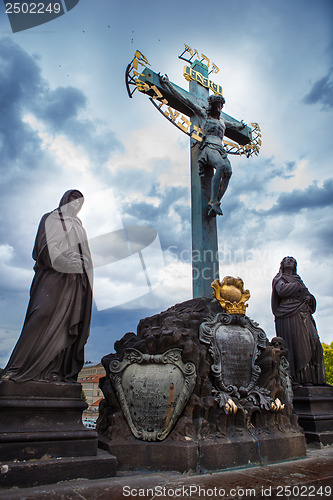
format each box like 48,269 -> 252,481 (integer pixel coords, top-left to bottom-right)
0,37 -> 124,270
214,162 -> 333,264
263,178 -> 333,215
303,67 -> 333,110
124,185 -> 189,221
122,183 -> 190,253
0,38 -> 43,166
0,37 -> 123,181
235,157 -> 297,197
33,86 -> 123,163
34,86 -> 87,128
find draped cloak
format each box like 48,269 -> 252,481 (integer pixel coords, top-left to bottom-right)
1,190 -> 93,383
271,269 -> 326,385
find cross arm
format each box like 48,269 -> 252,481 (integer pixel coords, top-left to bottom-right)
137,67 -> 204,118
136,67 -> 252,145
159,75 -> 206,119
223,113 -> 251,146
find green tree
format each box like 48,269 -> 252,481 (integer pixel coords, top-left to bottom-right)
322,342 -> 333,385
81,389 -> 87,402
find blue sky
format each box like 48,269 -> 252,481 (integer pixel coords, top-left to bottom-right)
0,0 -> 332,366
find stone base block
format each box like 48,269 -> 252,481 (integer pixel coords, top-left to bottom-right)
0,380 -> 98,461
293,385 -> 333,447
99,431 -> 306,472
99,436 -> 198,472
198,436 -> 258,471
304,431 -> 333,447
198,433 -> 306,471
0,450 -> 117,489
258,433 -> 307,463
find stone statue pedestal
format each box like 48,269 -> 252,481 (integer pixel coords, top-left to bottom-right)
293,385 -> 333,447
98,432 -> 306,473
0,380 -> 97,461
0,380 -> 117,488
97,297 -> 306,472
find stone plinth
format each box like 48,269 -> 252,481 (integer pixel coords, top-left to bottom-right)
97,298 -> 307,472
0,380 -> 98,461
98,432 -> 306,472
293,385 -> 333,447
0,450 -> 117,489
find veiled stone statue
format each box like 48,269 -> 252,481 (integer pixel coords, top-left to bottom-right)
0,190 -> 93,383
271,256 -> 326,386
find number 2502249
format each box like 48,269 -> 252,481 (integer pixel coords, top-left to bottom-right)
5,3 -> 62,14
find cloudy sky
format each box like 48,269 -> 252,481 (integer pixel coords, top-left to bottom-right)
0,0 -> 332,367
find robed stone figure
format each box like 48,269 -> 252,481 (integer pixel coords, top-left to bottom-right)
271,256 -> 326,386
1,190 -> 93,383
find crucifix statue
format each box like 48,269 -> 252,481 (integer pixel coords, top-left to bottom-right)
126,46 -> 261,298
159,75 -> 246,217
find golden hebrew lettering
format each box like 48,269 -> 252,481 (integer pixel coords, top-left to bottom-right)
150,85 -> 164,100
211,63 -> 220,74
127,49 -> 261,158
133,71 -> 145,79
201,53 -> 210,67
135,80 -> 150,93
184,44 -> 194,56
164,107 -> 180,122
191,125 -> 203,141
184,44 -> 200,59
177,115 -> 191,133
134,50 -> 150,67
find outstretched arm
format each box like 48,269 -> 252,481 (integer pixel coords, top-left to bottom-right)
159,75 -> 206,119
224,117 -> 247,131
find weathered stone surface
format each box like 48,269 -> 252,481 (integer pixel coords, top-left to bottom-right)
99,435 -> 197,472
0,450 -> 116,489
1,447 -> 333,499
98,298 -> 306,471
293,385 -> 333,447
109,349 -> 196,441
0,380 -> 98,461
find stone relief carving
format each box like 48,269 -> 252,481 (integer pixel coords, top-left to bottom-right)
199,312 -> 275,412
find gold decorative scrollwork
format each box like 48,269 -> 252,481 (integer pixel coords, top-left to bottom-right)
126,50 -> 261,158
183,65 -> 223,96
179,44 -> 219,74
125,50 -> 151,98
223,123 -> 262,157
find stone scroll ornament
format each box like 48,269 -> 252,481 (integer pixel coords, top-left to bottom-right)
200,277 -> 284,413
108,349 -> 196,441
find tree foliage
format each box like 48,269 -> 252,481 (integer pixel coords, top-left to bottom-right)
322,342 -> 333,385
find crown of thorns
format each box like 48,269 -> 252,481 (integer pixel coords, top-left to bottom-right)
208,94 -> 225,105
